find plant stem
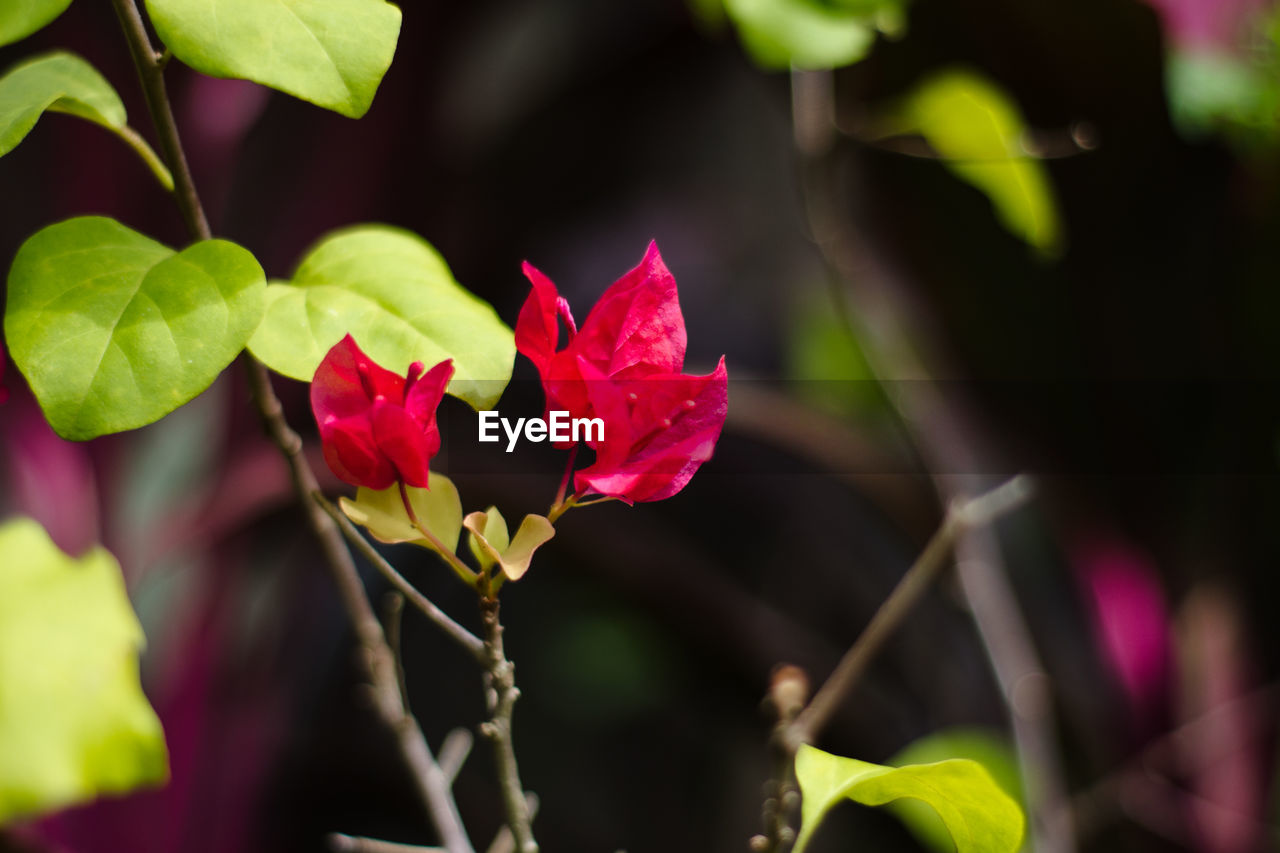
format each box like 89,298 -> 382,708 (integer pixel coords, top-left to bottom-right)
109,0 -> 208,240
478,597 -> 538,853
317,493 -> 487,665
397,482 -> 478,586
785,475 -> 1032,749
109,2 -> 475,850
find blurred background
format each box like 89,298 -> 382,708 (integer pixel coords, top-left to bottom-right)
2,0 -> 1279,850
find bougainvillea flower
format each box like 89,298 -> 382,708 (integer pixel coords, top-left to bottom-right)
516,241 -> 688,434
515,242 -> 727,502
311,334 -> 453,490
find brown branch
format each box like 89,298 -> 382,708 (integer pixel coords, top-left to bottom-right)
478,597 -> 538,853
108,2 -> 475,850
317,493 -> 487,665
786,476 -> 1033,750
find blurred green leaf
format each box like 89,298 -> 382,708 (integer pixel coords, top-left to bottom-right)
144,0 -> 401,119
785,290 -> 884,417
888,729 -> 1025,853
340,474 -> 463,555
248,225 -> 514,410
0,52 -> 172,188
897,69 -> 1061,254
794,743 -> 1024,853
5,216 -> 266,440
721,0 -> 906,70
1166,50 -> 1280,144
0,517 -> 168,824
0,0 -> 73,48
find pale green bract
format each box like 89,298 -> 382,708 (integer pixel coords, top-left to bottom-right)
896,69 -> 1061,254
5,216 -> 266,440
0,0 -> 73,48
339,475 -> 464,555
247,225 -> 515,410
793,743 -> 1024,853
0,52 -> 172,188
144,0 -> 401,119
0,518 -> 168,824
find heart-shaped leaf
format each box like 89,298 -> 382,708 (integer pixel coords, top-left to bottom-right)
0,0 -> 73,48
248,225 -> 514,410
144,0 -> 401,119
5,216 -> 266,440
339,474 -> 463,555
794,743 -> 1024,853
0,517 -> 168,824
0,52 -> 172,188
464,509 -> 553,581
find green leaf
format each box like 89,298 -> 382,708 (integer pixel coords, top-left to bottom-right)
722,0 -> 905,70
0,52 -> 173,189
0,0 -> 73,48
0,517 -> 168,824
339,474 -> 463,555
5,216 -> 266,440
794,743 -> 1024,853
463,510 -> 553,581
887,730 -> 1025,853
896,69 -> 1061,254
247,225 -> 515,410
144,0 -> 401,119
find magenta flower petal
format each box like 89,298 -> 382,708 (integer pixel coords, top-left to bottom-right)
575,358 -> 727,502
321,413 -> 397,490
311,335 -> 450,490
575,241 -> 687,379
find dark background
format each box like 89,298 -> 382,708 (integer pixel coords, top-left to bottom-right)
1,0 -> 1277,851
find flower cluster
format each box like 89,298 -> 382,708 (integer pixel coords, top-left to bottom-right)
310,334 -> 452,490
311,242 -> 726,506
516,241 -> 728,502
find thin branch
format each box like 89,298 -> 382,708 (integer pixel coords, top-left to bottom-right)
109,0 -> 209,240
108,3 -> 475,850
384,592 -> 411,708
785,475 -> 1034,750
486,793 -> 541,853
439,728 -> 475,785
478,597 -> 538,853
317,493 -> 487,665
330,835 -> 443,853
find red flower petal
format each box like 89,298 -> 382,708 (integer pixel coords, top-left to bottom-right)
371,399 -> 436,489
574,241 -> 687,379
320,413 -> 398,490
312,334 -> 406,424
515,262 -> 569,376
575,357 -> 727,502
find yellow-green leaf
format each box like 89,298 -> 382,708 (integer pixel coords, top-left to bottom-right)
144,0 -> 401,119
247,225 -> 514,410
0,0 -> 73,48
0,518 -> 168,824
898,69 -> 1061,254
794,743 -> 1023,853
